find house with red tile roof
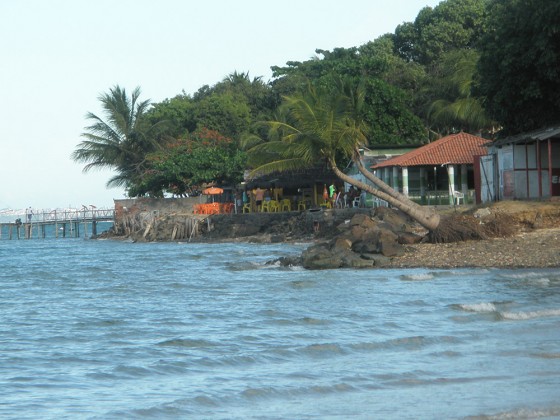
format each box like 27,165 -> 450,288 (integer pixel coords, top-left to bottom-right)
371,132 -> 488,205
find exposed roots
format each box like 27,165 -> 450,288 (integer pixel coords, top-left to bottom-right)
429,214 -> 487,243
428,212 -> 519,244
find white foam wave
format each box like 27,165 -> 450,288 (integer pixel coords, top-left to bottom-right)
459,303 -> 497,313
500,308 -> 560,320
468,406 -> 560,419
401,273 -> 435,281
501,271 -> 553,280
527,278 -> 551,286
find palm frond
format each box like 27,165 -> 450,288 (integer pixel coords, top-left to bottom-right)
248,157 -> 310,179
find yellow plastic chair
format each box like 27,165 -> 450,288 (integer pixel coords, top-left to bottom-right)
268,200 -> 279,212
280,199 -> 291,212
297,200 -> 306,211
261,201 -> 270,212
242,203 -> 251,213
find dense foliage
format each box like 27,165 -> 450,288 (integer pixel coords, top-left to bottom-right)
477,0 -> 560,134
74,0 -> 560,197
128,129 -> 246,197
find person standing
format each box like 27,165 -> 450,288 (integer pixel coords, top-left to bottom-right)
329,183 -> 336,206
255,187 -> 264,211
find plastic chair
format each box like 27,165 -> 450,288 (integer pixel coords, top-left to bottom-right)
268,200 -> 279,212
280,199 -> 291,212
261,201 -> 270,212
297,200 -> 306,211
453,190 -> 465,205
242,203 -> 251,213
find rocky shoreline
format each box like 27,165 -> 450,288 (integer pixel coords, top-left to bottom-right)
387,227 -> 560,269
375,201 -> 560,269
107,200 -> 560,270
285,201 -> 559,270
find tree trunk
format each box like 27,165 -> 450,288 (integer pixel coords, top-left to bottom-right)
329,160 -> 441,231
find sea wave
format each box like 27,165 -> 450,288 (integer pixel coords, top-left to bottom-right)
466,405 -> 560,419
499,308 -> 560,320
400,273 -> 435,281
456,302 -> 497,313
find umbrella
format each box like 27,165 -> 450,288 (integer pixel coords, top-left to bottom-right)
203,187 -> 224,195
202,187 -> 223,202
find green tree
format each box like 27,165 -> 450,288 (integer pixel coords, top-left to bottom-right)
477,0 -> 560,133
394,0 -> 488,64
71,85 -> 169,191
192,92 -> 252,139
271,43 -> 427,145
363,78 -> 427,144
246,80 -> 442,231
144,93 -> 196,138
131,128 -> 246,197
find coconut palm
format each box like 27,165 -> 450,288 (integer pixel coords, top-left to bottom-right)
426,50 -> 496,135
72,85 -> 168,191
247,79 -> 442,231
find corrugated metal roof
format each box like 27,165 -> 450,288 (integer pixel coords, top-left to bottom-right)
491,125 -> 560,146
372,132 -> 488,168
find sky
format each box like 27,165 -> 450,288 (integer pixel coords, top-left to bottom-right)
0,0 -> 442,210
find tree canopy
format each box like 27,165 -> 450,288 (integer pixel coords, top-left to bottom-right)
76,0 -> 560,198
477,0 -> 560,133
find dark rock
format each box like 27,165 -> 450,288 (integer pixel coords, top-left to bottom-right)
302,244 -> 343,270
340,251 -> 375,268
360,253 -> 392,267
350,213 -> 376,228
398,231 -> 424,245
271,255 -> 303,267
352,240 -> 379,254
333,237 -> 353,251
372,228 -> 403,257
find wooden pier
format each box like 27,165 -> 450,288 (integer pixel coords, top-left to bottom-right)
0,208 -> 114,240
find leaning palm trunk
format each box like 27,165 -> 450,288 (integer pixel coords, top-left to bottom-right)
340,157 -> 488,243
329,161 -> 441,231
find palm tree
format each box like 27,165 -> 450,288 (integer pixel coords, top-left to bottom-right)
425,50 -> 496,135
71,85 -> 168,192
246,80 -> 442,231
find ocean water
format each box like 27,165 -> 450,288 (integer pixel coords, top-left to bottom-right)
1,238 -> 559,419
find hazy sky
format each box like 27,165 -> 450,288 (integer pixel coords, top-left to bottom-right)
1,0 -> 441,210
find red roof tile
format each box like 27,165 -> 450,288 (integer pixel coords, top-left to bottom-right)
372,132 -> 488,168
